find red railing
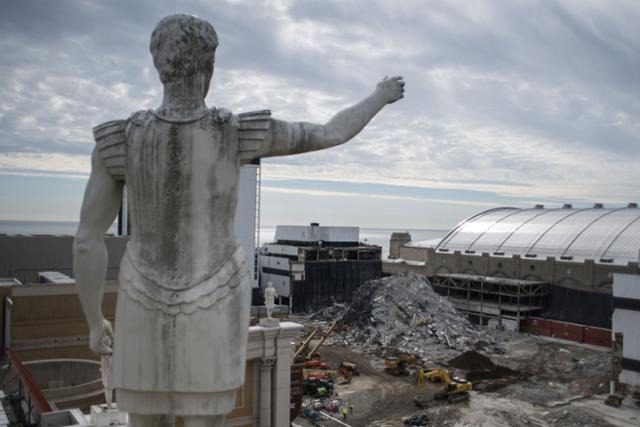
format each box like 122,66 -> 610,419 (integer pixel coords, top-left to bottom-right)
5,349 -> 53,413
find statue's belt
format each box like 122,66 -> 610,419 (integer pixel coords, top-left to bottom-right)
120,245 -> 249,315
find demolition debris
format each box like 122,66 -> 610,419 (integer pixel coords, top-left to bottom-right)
315,273 -> 500,360
402,413 -> 429,426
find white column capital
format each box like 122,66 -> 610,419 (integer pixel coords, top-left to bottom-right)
259,356 -> 276,370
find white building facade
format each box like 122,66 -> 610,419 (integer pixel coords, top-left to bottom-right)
612,273 -> 640,387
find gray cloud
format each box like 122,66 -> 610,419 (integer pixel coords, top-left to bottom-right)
0,0 -> 638,207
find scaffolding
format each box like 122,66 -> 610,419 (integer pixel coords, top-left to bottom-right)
432,273 -> 547,330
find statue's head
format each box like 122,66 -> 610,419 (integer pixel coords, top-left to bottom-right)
150,14 -> 218,90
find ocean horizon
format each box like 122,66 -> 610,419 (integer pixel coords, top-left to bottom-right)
0,220 -> 446,258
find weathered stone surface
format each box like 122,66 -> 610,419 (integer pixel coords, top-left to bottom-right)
74,13 -> 405,423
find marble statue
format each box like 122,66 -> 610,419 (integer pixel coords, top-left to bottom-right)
73,13 -> 404,427
264,281 -> 277,319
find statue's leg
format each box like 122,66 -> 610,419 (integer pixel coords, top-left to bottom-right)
183,415 -> 225,427
128,414 -> 163,427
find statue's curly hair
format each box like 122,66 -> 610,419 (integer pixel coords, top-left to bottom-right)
150,14 -> 218,83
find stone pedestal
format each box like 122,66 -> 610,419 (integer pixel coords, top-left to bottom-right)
90,404 -> 128,427
259,317 -> 280,328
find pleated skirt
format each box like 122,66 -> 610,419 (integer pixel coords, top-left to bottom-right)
112,257 -> 251,415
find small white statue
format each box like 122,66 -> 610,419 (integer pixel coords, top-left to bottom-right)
264,281 -> 277,319
100,354 -> 114,409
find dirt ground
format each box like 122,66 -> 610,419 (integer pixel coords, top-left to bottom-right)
292,322 -> 639,427
316,344 -> 437,425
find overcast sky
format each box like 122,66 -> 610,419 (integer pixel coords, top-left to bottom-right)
1,0 -> 638,230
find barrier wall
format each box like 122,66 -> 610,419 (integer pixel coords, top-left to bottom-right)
520,317 -> 612,348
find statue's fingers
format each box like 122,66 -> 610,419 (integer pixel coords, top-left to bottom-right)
99,335 -> 113,354
101,334 -> 113,350
92,341 -> 111,356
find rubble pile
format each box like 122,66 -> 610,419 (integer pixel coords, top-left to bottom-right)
320,273 -> 500,359
544,408 -> 613,427
310,302 -> 345,321
402,414 -> 429,426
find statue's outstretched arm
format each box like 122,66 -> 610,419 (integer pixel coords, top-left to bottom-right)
73,148 -> 123,355
258,76 -> 404,158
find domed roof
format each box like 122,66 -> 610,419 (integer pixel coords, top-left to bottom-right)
435,205 -> 640,265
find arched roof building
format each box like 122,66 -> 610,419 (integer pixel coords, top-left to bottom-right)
434,205 -> 640,265
387,205 -> 640,330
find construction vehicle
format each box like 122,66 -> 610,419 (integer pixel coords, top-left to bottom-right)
303,369 -> 337,381
305,319 -> 341,360
293,319 -> 341,364
304,359 -> 331,370
384,354 -> 416,376
303,375 -> 335,397
340,361 -> 359,376
293,327 -> 320,363
337,361 -> 359,384
339,361 -> 360,383
424,368 -> 472,403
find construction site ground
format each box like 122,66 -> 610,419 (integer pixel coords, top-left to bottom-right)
292,320 -> 640,427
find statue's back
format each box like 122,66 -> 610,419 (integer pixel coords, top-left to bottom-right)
105,109 -> 257,407
125,109 -> 240,293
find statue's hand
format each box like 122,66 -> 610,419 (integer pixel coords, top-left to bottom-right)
89,318 -> 114,356
376,76 -> 405,104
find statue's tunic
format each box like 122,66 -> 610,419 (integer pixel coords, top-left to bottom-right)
93,108 -> 270,415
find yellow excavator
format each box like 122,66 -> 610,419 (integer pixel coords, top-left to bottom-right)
383,354 -> 417,376
419,368 -> 472,404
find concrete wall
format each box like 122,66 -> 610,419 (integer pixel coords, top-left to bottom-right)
7,282 -> 118,361
0,235 -> 127,284
397,245 -> 428,262
383,261 -> 424,276
391,245 -> 640,295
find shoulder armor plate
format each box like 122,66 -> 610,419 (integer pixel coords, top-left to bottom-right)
238,110 -> 271,157
93,119 -> 127,182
